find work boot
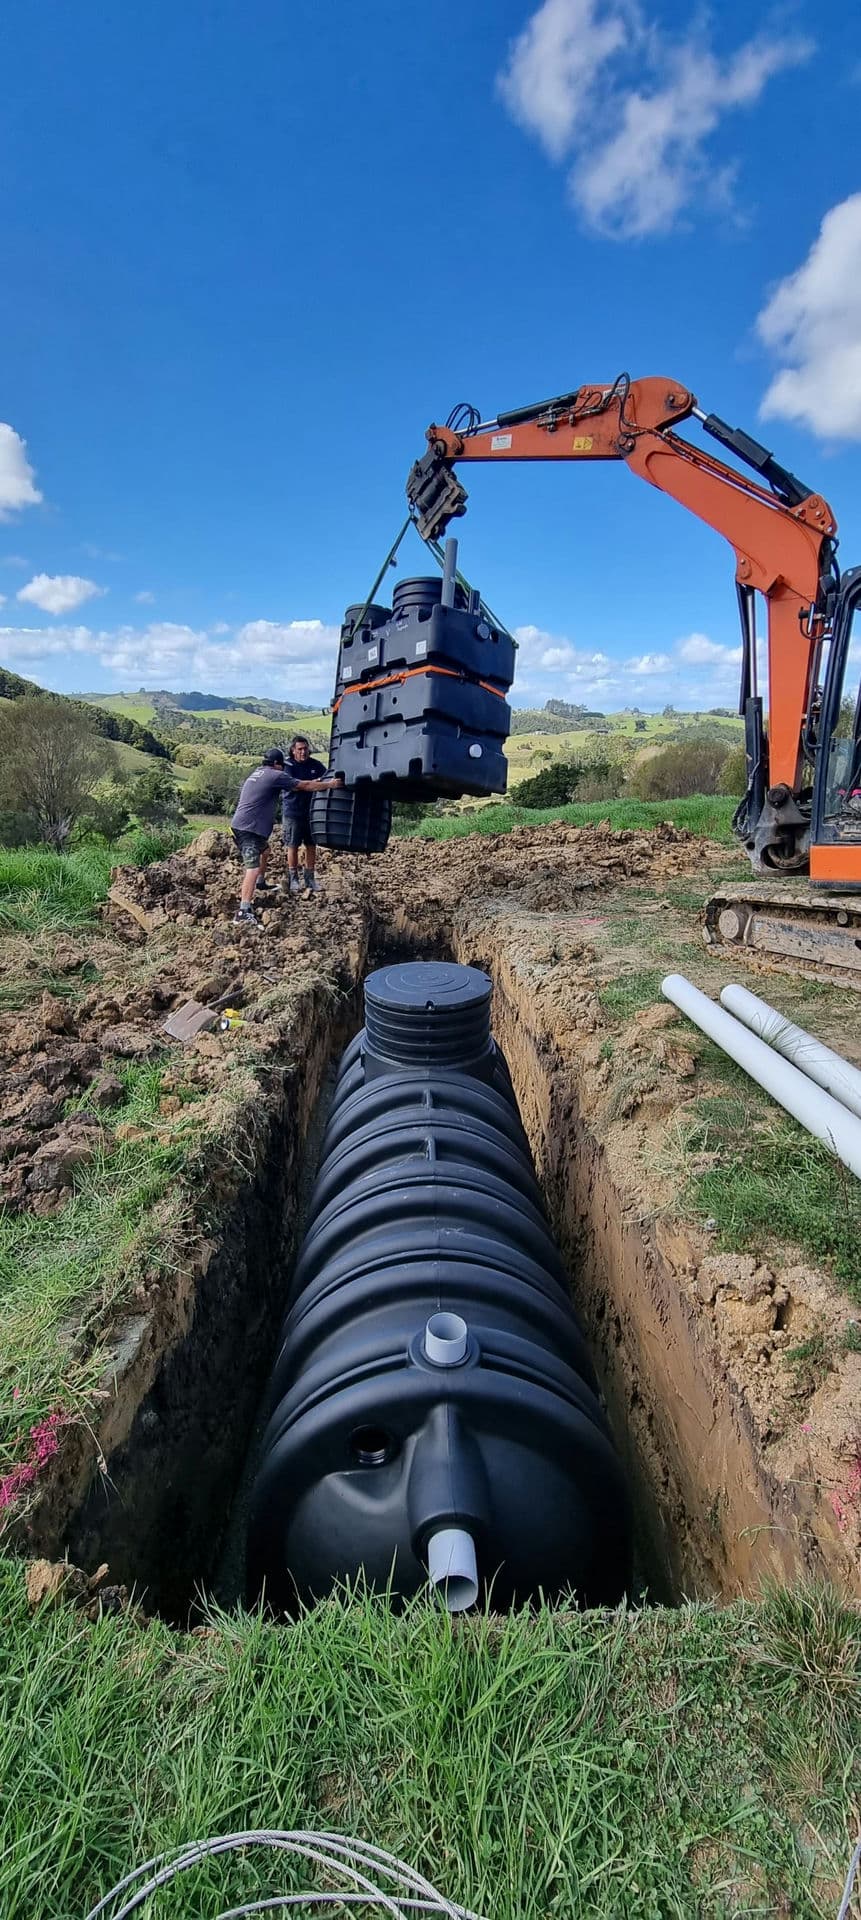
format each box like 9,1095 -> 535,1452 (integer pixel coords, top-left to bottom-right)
288,871 -> 302,896
302,868 -> 319,893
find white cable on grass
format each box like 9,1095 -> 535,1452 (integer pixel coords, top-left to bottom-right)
82,1830 -> 486,1920
837,1835 -> 861,1920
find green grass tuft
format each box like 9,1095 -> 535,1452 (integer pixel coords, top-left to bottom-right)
0,1077 -> 204,1477
0,1574 -> 856,1919
0,846 -> 116,931
682,1066 -> 861,1299
0,831 -> 192,936
599,969 -> 666,1021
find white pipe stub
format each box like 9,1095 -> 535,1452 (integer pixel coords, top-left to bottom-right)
427,1528 -> 479,1612
423,1312 -> 469,1366
661,974 -> 861,1181
720,982 -> 861,1122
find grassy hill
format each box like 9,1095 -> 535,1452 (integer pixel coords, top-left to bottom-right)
82,692 -> 160,725
80,691 -> 330,730
80,691 -> 740,767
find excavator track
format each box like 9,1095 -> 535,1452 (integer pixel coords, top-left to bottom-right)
704,884 -> 861,987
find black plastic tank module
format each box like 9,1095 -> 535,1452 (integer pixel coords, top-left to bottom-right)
310,552 -> 516,852
246,962 -> 632,1613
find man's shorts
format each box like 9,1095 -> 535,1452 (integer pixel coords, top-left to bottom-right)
232,829 -> 268,869
282,813 -> 315,849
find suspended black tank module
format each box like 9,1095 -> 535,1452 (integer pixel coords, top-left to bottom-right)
246,961 -> 632,1614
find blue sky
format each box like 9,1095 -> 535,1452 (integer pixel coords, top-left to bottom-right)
1,0 -> 859,713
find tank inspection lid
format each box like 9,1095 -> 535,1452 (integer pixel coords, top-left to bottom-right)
364,960 -> 490,1016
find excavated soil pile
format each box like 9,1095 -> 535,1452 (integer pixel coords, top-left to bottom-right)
3,821 -> 859,1609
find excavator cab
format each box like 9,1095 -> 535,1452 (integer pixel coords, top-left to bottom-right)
707,567 -> 861,980
809,566 -> 861,886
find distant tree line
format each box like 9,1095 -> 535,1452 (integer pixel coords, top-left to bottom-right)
147,688 -> 318,720
157,716 -> 329,756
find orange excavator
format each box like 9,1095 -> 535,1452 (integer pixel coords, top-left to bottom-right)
406,376 -> 861,983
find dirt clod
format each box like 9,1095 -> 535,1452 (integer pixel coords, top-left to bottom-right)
29,1134 -> 95,1192
88,1070 -> 125,1109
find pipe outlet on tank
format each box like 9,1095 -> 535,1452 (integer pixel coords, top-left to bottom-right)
427,1527 -> 479,1612
423,1312 -> 469,1366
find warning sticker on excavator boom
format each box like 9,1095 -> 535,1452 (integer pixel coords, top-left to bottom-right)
491,434 -> 512,450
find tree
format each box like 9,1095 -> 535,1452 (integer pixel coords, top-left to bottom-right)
628,737 -> 730,800
718,743 -> 748,796
77,777 -> 132,842
130,766 -> 186,827
0,696 -> 111,850
513,761 -> 580,807
183,755 -> 248,815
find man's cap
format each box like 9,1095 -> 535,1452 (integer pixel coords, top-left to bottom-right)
262,749 -> 286,767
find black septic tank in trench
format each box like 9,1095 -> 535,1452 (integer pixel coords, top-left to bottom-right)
246,961 -> 632,1612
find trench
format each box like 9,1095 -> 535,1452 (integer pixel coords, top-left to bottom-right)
26,914 -> 848,1620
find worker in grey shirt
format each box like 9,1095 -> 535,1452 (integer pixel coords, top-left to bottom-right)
231,748 -> 341,925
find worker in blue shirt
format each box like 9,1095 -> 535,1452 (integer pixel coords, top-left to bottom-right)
282,735 -> 328,894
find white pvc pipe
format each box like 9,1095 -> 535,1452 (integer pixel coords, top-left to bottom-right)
661,974 -> 861,1180
423,1312 -> 469,1366
427,1528 -> 479,1613
720,982 -> 861,1122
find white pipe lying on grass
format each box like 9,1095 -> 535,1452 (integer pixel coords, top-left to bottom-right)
661,973 -> 861,1181
720,982 -> 861,1122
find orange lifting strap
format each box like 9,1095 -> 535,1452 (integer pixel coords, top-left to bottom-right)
331,662 -> 508,716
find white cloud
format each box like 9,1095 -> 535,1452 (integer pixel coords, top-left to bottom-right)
497,0 -> 628,161
1,553 -> 30,569
757,194 -> 861,440
497,1 -> 812,238
17,573 -> 106,615
0,425 -> 43,520
0,624 -> 96,660
0,613 -> 340,702
678,632 -> 742,668
134,590 -> 155,604
233,618 -> 339,666
625,651 -> 671,673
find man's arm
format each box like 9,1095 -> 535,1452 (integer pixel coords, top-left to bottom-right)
294,774 -> 344,791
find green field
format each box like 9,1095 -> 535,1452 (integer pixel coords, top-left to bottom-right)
395,794 -> 740,843
78,691 -> 160,724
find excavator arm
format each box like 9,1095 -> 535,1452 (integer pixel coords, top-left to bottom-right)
406,376 -> 840,872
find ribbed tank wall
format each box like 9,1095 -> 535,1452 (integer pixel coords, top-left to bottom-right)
247,962 -> 632,1613
391,576 -> 468,616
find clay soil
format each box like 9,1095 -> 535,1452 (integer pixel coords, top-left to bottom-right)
2,820 -> 860,1603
